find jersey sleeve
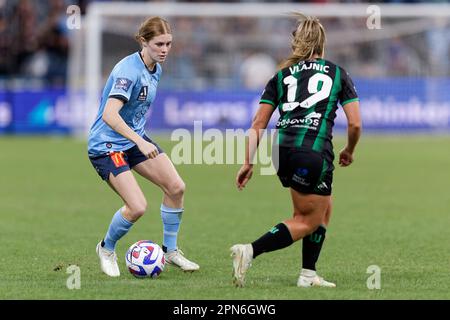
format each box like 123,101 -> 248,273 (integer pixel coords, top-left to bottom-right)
259,74 -> 279,108
108,65 -> 139,103
338,67 -> 359,106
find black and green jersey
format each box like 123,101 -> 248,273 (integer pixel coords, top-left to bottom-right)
260,59 -> 358,159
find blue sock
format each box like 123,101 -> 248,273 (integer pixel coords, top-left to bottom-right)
103,208 -> 134,251
160,204 -> 183,252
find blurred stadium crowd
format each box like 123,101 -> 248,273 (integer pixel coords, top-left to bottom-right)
0,0 -> 449,90
0,0 -> 80,85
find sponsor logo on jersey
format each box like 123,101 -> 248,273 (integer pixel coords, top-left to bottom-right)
276,112 -> 322,128
114,78 -> 133,92
137,86 -> 148,101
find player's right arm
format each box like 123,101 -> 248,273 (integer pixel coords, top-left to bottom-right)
236,104 -> 275,190
339,100 -> 361,167
102,64 -> 158,159
338,68 -> 361,167
236,74 -> 278,190
102,98 -> 159,159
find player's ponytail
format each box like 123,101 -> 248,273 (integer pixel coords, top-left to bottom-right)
279,13 -> 326,69
135,16 -> 171,47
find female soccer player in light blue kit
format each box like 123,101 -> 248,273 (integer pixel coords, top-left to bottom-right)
88,17 -> 199,277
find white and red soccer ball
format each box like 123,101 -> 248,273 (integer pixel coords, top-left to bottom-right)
125,240 -> 165,278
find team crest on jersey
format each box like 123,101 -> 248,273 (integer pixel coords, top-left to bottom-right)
114,78 -> 133,92
137,86 -> 148,101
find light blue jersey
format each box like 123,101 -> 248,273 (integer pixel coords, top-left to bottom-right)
88,52 -> 162,156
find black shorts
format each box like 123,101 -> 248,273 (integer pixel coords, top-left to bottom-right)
274,147 -> 333,196
89,135 -> 164,181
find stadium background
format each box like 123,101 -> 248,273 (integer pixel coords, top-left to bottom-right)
1,0 -> 450,300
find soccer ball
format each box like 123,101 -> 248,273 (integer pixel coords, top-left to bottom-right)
125,240 -> 165,278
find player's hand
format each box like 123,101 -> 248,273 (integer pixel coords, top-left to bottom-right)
339,147 -> 354,167
138,140 -> 159,159
236,164 -> 253,191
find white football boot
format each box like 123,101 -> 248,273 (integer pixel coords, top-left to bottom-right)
230,244 -> 253,287
165,249 -> 200,272
297,268 -> 336,288
96,242 -> 120,277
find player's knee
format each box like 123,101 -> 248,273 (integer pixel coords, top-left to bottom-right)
129,200 -> 147,219
304,222 -> 321,235
166,180 -> 185,198
292,210 -> 322,233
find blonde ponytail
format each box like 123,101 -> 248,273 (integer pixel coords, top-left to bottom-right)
279,13 -> 326,69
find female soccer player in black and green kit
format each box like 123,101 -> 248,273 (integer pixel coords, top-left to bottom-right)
231,13 -> 362,288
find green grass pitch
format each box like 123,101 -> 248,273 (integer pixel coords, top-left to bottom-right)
0,135 -> 449,299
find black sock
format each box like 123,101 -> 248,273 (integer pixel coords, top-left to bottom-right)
251,223 -> 294,258
302,225 -> 327,271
